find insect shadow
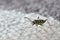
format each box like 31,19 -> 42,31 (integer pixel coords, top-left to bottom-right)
24,16 -> 47,26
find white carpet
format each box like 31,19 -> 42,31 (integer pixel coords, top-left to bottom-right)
0,10 -> 60,40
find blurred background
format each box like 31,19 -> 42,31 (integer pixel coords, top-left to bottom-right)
0,0 -> 60,21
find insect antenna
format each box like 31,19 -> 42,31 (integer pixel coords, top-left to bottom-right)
24,17 -> 32,22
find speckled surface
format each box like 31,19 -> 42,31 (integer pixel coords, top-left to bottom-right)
0,0 -> 60,21
0,10 -> 60,40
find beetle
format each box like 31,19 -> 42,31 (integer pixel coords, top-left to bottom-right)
24,16 -> 47,26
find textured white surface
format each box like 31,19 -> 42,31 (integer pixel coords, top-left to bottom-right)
0,10 -> 60,40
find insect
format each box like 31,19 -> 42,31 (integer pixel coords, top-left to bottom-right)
24,16 -> 47,26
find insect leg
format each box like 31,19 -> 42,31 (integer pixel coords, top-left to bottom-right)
46,20 -> 53,26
